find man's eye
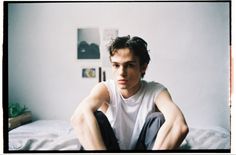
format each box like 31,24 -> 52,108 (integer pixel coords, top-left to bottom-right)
127,64 -> 135,68
112,64 -> 119,68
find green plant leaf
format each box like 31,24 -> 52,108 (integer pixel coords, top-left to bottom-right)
8,102 -> 28,118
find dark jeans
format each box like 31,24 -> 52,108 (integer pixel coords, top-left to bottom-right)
82,111 -> 165,150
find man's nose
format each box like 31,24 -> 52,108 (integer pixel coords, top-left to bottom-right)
119,66 -> 127,77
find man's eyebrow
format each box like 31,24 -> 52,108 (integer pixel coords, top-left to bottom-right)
111,61 -> 137,64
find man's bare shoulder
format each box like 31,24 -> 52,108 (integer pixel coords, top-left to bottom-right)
89,82 -> 110,103
74,82 -> 110,113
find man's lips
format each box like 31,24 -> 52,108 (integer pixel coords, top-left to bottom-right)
118,79 -> 128,84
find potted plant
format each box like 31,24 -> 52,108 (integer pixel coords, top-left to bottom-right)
8,102 -> 32,130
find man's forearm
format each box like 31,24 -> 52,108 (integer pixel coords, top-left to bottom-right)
72,110 -> 106,150
152,120 -> 188,150
152,122 -> 174,149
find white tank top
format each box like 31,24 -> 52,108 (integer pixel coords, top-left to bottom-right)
102,80 -> 167,150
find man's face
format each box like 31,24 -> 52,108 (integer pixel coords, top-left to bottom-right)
110,48 -> 146,93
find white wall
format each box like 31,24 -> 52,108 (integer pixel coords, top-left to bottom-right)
8,2 -> 230,131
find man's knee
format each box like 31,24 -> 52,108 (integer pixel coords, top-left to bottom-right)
135,112 -> 165,150
143,112 -> 165,149
94,111 -> 106,119
146,112 -> 165,125
94,111 -> 110,125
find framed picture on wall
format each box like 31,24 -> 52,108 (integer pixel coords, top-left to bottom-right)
77,28 -> 100,59
82,68 -> 96,78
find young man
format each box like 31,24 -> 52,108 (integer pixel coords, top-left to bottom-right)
71,35 -> 189,150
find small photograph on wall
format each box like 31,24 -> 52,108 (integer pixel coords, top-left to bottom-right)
77,28 -> 100,59
82,68 -> 96,78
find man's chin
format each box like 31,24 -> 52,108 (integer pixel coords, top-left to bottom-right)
117,84 -> 128,90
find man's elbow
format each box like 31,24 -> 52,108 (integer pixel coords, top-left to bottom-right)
173,118 -> 189,138
177,120 -> 189,139
181,123 -> 189,137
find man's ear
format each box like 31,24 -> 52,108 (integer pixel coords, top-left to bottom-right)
141,64 -> 148,74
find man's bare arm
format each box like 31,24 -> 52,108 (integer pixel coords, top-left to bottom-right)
70,83 -> 110,150
153,90 -> 189,150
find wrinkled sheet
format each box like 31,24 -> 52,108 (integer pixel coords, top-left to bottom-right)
9,120 -> 230,150
179,127 -> 230,150
9,120 -> 81,150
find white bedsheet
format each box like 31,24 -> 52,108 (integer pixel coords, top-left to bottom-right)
180,127 -> 230,149
8,120 -> 230,151
9,120 -> 81,150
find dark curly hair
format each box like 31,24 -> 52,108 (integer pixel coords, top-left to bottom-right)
108,35 -> 151,77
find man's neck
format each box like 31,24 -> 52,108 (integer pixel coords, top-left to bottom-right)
120,81 -> 142,99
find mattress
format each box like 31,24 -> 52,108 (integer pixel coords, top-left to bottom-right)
8,120 -> 230,151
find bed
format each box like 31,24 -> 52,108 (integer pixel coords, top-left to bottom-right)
8,120 -> 230,151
